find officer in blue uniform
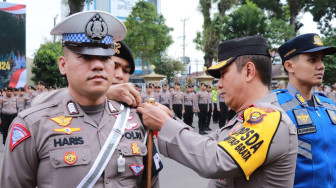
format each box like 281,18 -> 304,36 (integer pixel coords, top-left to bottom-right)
276,33 -> 336,188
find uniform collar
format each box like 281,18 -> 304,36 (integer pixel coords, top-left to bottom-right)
62,95 -> 124,117
287,83 -> 321,107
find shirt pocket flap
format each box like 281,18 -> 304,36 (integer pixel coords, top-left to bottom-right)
119,141 -> 147,157
50,146 -> 91,168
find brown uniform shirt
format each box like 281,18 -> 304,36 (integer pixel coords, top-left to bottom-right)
16,95 -> 26,112
183,92 -> 195,110
0,96 -> 18,115
0,90 -> 159,188
195,90 -> 209,111
157,93 -> 297,188
169,91 -> 184,108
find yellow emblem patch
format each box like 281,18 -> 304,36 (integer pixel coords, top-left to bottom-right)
50,115 -> 73,127
296,93 -> 307,105
131,142 -> 140,155
297,113 -> 309,123
114,41 -> 121,54
53,127 -> 81,135
218,106 -> 280,180
64,151 -> 78,165
313,35 -> 323,46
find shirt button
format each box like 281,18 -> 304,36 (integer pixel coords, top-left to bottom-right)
82,155 -> 88,161
54,159 -> 60,165
123,148 -> 129,153
105,179 -> 110,184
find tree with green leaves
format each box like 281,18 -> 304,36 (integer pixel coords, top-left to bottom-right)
304,0 -> 336,31
153,53 -> 185,84
194,0 -> 236,68
221,1 -> 267,39
32,41 -> 67,87
124,1 -> 173,74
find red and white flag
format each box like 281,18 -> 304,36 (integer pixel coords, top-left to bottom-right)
0,2 -> 26,15
9,68 -> 26,89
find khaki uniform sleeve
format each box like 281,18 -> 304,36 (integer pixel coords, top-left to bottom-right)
157,118 -> 242,179
0,117 -> 38,188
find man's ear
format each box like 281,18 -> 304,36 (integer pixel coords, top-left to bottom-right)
58,56 -> 67,75
284,60 -> 294,74
245,61 -> 256,82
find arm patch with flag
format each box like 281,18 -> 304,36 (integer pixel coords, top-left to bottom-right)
218,106 -> 281,180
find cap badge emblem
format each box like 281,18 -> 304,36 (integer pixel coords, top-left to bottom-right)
114,42 -> 121,54
313,35 -> 323,46
86,14 -> 108,41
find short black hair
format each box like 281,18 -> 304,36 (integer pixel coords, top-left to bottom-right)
235,55 -> 272,87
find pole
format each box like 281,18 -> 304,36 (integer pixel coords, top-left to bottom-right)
146,98 -> 155,188
53,14 -> 58,43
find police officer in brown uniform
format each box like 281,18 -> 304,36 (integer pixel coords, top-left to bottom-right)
16,87 -> 26,112
153,86 -> 161,102
195,83 -> 209,135
217,89 -> 228,128
205,84 -> 214,131
170,82 -> 184,119
138,36 -> 298,187
35,80 -> 46,95
183,85 -> 195,128
158,84 -> 170,108
0,11 -> 160,188
0,87 -> 18,144
142,85 -> 155,103
24,85 -> 36,109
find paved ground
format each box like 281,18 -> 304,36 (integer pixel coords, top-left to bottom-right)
0,115 -> 220,187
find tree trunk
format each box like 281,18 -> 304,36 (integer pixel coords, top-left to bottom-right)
287,0 -> 301,34
203,55 -> 213,69
68,0 -> 85,15
141,57 -> 146,75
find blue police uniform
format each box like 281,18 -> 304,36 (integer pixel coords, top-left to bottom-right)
275,83 -> 336,188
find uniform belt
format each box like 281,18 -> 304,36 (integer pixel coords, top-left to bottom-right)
77,105 -> 130,188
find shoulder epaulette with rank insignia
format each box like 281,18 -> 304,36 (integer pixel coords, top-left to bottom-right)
218,105 -> 281,180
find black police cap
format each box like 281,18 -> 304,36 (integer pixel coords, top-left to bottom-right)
5,87 -> 13,91
207,35 -> 270,78
278,33 -> 336,64
28,85 -> 36,90
113,41 -> 135,74
38,81 -> 46,86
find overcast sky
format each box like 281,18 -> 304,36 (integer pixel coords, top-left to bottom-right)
6,0 -> 320,73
